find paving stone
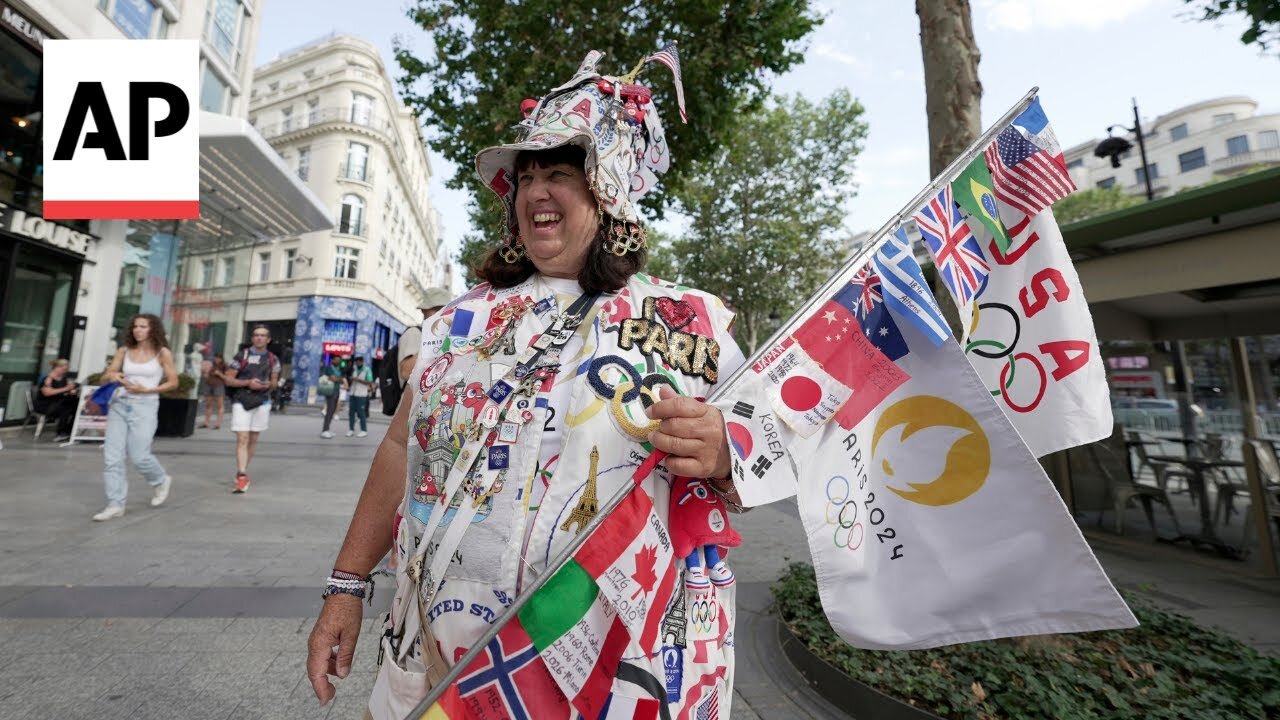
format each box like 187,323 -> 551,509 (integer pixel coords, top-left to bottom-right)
224,617 -> 308,635
150,617 -> 238,634
2,411 -> 1277,719
100,651 -> 197,675
180,651 -> 282,675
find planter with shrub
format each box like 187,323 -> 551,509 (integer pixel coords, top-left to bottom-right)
773,562 -> 1280,720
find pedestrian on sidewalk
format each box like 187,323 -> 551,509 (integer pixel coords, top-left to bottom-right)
200,356 -> 227,429
346,356 -> 373,438
306,51 -> 749,717
224,326 -> 280,494
34,358 -> 80,441
319,356 -> 346,439
396,288 -> 452,385
92,314 -> 177,521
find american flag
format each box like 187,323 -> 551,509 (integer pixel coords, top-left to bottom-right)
984,99 -> 1076,218
914,186 -> 990,306
647,42 -> 688,123
695,688 -> 719,720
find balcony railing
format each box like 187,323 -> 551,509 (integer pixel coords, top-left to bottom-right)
257,105 -> 398,144
1211,147 -> 1280,174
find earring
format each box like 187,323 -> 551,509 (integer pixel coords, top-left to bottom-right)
499,234 -> 526,264
602,217 -> 646,256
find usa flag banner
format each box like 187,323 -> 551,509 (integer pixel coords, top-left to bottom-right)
962,205 -> 1113,457
954,97 -> 1111,457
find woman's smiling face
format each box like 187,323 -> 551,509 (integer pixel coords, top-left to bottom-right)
514,156 -> 598,279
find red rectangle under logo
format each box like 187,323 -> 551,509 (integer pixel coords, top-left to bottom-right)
43,200 -> 200,220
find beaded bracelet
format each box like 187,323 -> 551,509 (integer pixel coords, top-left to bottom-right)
322,571 -> 375,605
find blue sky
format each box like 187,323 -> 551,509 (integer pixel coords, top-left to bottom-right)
256,0 -> 1280,285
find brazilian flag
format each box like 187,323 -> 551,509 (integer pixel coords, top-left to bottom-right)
952,155 -> 1011,253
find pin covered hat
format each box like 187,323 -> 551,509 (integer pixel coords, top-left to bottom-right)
475,44 -> 687,237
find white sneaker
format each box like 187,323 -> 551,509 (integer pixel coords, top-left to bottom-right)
320,431 -> 334,439
150,476 -> 172,507
684,566 -> 710,590
356,431 -> 368,438
346,430 -> 355,437
92,504 -> 125,521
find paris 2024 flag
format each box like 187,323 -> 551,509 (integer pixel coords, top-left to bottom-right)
717,245 -> 1135,649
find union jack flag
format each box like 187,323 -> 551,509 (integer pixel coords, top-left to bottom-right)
914,186 -> 990,306
647,41 -> 688,123
848,265 -> 882,321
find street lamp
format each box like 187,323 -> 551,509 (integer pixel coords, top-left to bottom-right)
1093,97 -> 1154,201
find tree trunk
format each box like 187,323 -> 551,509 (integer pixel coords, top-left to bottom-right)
917,0 -> 983,338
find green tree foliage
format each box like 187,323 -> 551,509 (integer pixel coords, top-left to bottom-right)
393,0 -> 823,235
1053,186 -> 1144,224
1183,0 -> 1280,53
650,91 -> 868,353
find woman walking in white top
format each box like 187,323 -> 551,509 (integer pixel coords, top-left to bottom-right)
92,313 -> 178,521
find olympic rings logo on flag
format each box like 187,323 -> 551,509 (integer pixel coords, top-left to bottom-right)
964,302 -> 1048,413
824,475 -> 864,552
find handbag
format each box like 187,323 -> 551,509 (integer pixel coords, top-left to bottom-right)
317,374 -> 336,397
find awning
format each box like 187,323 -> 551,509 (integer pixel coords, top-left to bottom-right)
127,111 -> 333,248
1063,168 -> 1280,341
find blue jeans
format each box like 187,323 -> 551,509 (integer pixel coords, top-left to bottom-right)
102,395 -> 168,506
348,396 -> 369,431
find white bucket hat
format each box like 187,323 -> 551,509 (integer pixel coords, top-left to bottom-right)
474,46 -> 686,240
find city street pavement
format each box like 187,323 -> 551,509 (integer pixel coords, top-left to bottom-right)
0,404 -> 846,720
3,407 -> 1278,720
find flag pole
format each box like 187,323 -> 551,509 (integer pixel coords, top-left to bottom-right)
401,86 -> 1039,719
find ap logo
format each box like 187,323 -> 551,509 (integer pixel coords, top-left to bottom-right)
43,39 -> 199,220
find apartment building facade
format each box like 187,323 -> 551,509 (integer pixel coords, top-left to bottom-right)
1063,96 -> 1280,198
244,33 -> 444,402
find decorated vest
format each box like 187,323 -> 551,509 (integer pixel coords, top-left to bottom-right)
375,273 -> 742,720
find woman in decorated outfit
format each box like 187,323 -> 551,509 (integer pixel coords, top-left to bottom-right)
307,49 -> 747,719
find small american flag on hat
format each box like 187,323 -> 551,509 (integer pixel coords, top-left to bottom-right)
647,41 -> 687,123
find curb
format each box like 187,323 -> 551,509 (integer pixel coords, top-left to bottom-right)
776,616 -> 944,720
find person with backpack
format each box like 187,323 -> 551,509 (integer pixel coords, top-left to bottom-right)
346,356 -> 374,437
378,287 -> 452,417
223,326 -> 280,493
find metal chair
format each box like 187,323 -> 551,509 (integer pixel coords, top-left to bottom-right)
1128,430 -> 1193,496
1090,442 -> 1183,537
20,385 -> 50,440
1241,440 -> 1280,556
1205,433 -> 1248,525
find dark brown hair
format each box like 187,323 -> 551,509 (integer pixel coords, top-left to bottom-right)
124,313 -> 170,350
473,145 -> 646,294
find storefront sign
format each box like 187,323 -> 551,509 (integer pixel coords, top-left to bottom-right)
0,2 -> 46,51
323,341 -> 355,355
0,202 -> 97,258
